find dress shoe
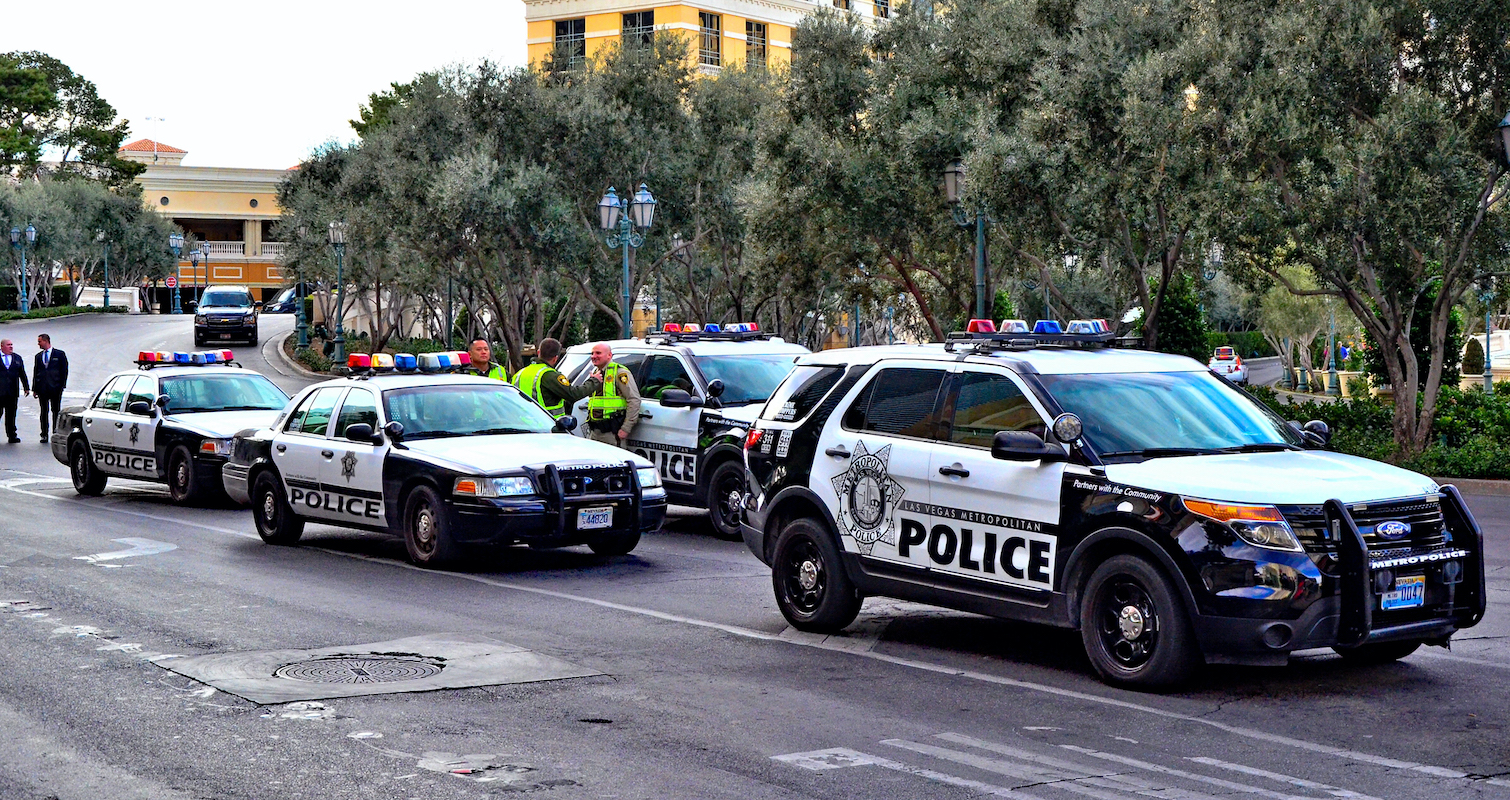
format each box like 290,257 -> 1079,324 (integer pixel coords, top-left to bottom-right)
6,438 -> 19,444
40,436 -> 48,444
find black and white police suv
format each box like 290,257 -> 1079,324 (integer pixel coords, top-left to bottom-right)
222,366 -> 667,567
53,350 -> 291,504
740,322 -> 1486,689
561,323 -> 808,538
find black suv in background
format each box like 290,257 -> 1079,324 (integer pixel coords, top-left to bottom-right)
194,285 -> 260,346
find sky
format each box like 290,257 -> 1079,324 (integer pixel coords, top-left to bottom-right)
1,1 -> 529,170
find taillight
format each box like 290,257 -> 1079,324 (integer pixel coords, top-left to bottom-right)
745,429 -> 765,451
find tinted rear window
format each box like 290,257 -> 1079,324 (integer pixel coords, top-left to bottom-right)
761,365 -> 843,422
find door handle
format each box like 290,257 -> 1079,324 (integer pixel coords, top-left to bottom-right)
321,450 -> 334,459
275,444 -> 286,453
825,445 -> 851,459
639,412 -> 653,419
938,463 -> 970,478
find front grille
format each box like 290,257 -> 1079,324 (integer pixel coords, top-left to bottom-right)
556,466 -> 632,497
1282,496 -> 1447,556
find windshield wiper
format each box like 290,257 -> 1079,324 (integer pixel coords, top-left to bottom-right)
1100,447 -> 1219,459
209,405 -> 281,411
472,427 -> 539,436
402,431 -> 465,440
1215,442 -> 1302,454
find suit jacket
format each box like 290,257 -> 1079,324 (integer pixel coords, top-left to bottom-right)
0,353 -> 27,398
33,348 -> 67,395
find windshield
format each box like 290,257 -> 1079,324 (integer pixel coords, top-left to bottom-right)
201,290 -> 251,307
382,385 -> 554,440
1037,371 -> 1303,460
694,354 -> 801,406
160,374 -> 289,413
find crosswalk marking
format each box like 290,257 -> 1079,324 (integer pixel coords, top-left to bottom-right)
882,739 -> 1225,800
1060,744 -> 1343,800
1187,757 -> 1384,800
772,747 -> 1048,798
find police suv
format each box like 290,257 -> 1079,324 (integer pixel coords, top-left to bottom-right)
740,322 -> 1486,689
53,350 -> 291,504
222,353 -> 667,567
561,324 -> 808,538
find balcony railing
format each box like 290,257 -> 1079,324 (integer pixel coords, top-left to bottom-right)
201,241 -> 245,256
260,242 -> 287,258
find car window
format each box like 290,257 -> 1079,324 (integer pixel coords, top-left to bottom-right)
125,376 -> 157,412
293,388 -> 343,437
333,389 -> 380,438
694,354 -> 802,406
92,376 -> 131,410
761,365 -> 843,422
843,367 -> 945,439
201,290 -> 251,307
640,355 -> 695,400
382,385 -> 554,439
159,374 -> 289,413
946,371 -> 1046,447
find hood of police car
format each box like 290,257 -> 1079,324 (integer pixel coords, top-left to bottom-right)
169,409 -> 283,437
1102,450 -> 1440,506
403,434 -> 652,473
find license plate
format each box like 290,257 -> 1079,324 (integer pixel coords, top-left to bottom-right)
1381,575 -> 1425,610
577,506 -> 613,530
220,333 -> 232,340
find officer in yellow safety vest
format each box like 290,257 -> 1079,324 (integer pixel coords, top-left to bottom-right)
584,342 -> 642,447
464,338 -> 508,381
511,337 -> 599,418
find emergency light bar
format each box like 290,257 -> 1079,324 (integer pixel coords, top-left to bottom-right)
136,350 -> 238,369
943,326 -> 1117,353
999,319 -> 1030,333
647,322 -> 771,343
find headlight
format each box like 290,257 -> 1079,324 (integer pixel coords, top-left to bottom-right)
195,314 -> 207,324
244,315 -> 257,325
198,438 -> 233,456
636,466 -> 661,488
454,475 -> 535,497
1183,497 -> 1303,552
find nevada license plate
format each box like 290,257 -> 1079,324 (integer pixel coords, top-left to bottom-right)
577,506 -> 613,530
1381,575 -> 1425,610
220,333 -> 232,339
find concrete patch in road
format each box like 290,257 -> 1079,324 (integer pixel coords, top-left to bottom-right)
157,632 -> 601,704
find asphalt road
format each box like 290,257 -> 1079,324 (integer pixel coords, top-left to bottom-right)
1,313 -> 1508,800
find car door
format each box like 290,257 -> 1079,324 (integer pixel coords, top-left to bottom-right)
627,354 -> 702,488
323,386 -> 387,525
115,375 -> 161,479
928,365 -> 1066,592
810,362 -> 945,565
274,386 -> 345,521
83,375 -> 132,474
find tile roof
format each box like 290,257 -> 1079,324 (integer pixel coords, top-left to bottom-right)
118,138 -> 188,154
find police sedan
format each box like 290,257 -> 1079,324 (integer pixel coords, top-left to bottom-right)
53,351 -> 290,504
223,370 -> 667,567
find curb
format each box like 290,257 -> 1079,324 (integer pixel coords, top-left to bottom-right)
270,331 -> 330,380
1433,477 -> 1509,497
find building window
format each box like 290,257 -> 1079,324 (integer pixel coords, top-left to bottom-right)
746,22 -> 767,68
623,11 -> 654,51
554,19 -> 586,69
699,12 -> 721,67
833,0 -> 851,9
875,0 -> 890,18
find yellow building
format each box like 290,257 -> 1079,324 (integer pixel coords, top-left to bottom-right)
119,139 -> 292,303
525,0 -> 890,72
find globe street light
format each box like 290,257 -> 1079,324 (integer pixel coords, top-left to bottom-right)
189,248 -> 202,311
168,232 -> 184,314
329,221 -> 347,362
95,231 -> 109,310
10,225 -> 37,313
943,160 -> 990,319
599,184 -> 656,338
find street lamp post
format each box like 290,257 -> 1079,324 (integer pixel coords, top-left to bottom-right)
943,161 -> 990,319
1326,304 -> 1340,396
599,184 -> 656,338
296,277 -> 310,348
168,233 -> 184,314
1481,278 -> 1496,393
95,231 -> 109,310
10,225 -> 36,313
329,221 -> 347,362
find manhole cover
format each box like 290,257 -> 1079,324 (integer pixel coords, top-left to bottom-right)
273,655 -> 443,684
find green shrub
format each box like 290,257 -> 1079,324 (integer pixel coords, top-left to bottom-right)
1463,336 -> 1485,376
293,347 -> 332,373
0,305 -> 127,322
382,337 -> 458,355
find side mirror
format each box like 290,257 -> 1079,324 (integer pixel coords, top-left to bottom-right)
706,379 -> 725,399
343,423 -> 380,444
383,420 -> 405,442
660,388 -> 705,408
126,400 -> 153,416
991,430 -> 1068,463
1302,419 -> 1331,448
155,394 -> 170,408
554,415 -> 578,433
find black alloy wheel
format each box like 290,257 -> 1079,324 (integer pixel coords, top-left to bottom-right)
1080,554 -> 1199,690
707,460 -> 746,540
253,471 -> 304,545
772,518 -> 861,632
70,439 -> 107,496
404,485 -> 458,567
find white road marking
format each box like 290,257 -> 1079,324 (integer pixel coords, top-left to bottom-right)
75,537 -> 178,563
1062,745 -> 1372,800
772,747 -> 1046,798
2,480 -> 1498,790
1187,756 -> 1382,799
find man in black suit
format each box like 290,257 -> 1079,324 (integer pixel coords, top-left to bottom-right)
33,333 -> 67,444
0,338 -> 29,444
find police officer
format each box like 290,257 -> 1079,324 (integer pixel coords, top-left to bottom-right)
584,342 -> 641,448
512,337 -> 598,419
465,338 -> 507,380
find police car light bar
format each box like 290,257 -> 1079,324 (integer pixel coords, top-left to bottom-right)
943,327 -> 1117,352
999,319 -> 1030,333
647,322 -> 772,343
136,350 -> 238,368
663,323 -> 682,333
703,323 -> 721,333
966,319 -> 996,333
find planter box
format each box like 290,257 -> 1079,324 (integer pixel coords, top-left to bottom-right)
1338,371 -> 1364,398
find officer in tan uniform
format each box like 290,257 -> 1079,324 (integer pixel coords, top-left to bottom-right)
584,342 -> 641,448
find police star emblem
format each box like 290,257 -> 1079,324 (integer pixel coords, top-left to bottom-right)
830,441 -> 904,555
340,451 -> 357,481
128,424 -> 140,445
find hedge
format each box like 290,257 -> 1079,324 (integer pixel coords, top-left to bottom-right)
0,305 -> 128,323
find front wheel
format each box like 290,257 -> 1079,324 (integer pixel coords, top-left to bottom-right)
252,471 -> 304,545
404,485 -> 458,568
167,447 -> 201,504
1080,554 -> 1200,690
772,518 -> 861,633
587,529 -> 641,556
70,439 -> 107,496
1332,639 -> 1422,664
706,460 -> 746,540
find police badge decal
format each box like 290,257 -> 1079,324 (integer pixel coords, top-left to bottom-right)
830,441 -> 904,554
340,451 -> 357,481
128,424 -> 140,445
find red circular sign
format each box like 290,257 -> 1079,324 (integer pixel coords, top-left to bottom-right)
165,275 -> 178,288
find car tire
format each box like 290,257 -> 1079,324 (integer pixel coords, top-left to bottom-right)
706,460 -> 746,541
404,485 -> 458,568
167,447 -> 201,504
252,470 -> 304,545
69,439 -> 107,496
772,517 -> 861,633
587,529 -> 641,556
249,330 -> 259,346
1080,554 -> 1200,690
1332,639 -> 1422,664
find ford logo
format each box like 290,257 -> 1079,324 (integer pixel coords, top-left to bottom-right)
1375,520 -> 1412,540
